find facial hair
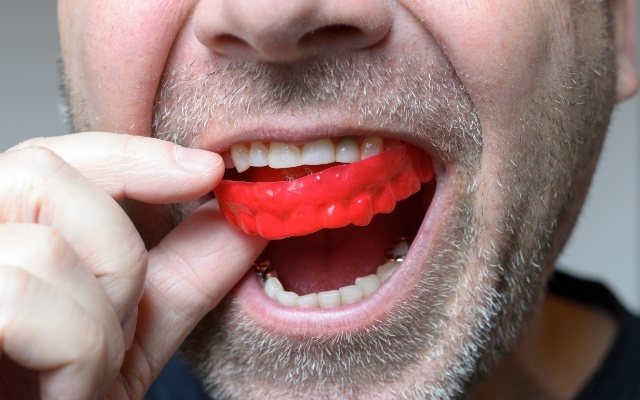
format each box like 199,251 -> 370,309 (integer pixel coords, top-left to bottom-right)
60,2 -> 616,397
157,45 -> 613,399
156,54 -> 488,399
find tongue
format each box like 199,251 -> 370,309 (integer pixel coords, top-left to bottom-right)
263,188 -> 428,295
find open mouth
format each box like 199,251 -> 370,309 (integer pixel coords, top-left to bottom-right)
215,135 -> 439,315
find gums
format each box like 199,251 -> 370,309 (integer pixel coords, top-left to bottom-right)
214,144 -> 434,239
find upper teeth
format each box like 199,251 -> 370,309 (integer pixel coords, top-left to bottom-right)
226,136 -> 388,173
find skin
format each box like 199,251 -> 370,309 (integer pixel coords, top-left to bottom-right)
0,0 -> 637,399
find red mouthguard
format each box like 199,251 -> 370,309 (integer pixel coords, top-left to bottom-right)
214,144 -> 434,239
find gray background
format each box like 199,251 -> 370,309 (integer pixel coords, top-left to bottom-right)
1,2 -> 639,310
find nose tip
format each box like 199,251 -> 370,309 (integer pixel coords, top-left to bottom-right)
194,0 -> 392,62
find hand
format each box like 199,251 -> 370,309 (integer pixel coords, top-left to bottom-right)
0,132 -> 267,399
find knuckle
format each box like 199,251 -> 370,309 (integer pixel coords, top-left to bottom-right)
0,267 -> 40,334
0,225 -> 78,273
0,146 -> 68,193
7,136 -> 48,151
11,145 -> 66,171
33,225 -> 76,267
0,147 -> 75,223
0,265 -> 38,303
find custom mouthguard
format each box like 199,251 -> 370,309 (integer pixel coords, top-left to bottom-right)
214,144 -> 434,239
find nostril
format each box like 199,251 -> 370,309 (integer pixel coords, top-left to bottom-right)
300,24 -> 364,48
213,33 -> 247,48
303,24 -> 361,39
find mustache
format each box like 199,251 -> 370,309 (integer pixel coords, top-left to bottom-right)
152,54 -> 482,164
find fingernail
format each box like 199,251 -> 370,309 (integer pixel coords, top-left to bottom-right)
175,146 -> 222,174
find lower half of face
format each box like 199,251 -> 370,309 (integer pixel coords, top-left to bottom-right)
179,54 -> 614,398
62,1 -> 617,398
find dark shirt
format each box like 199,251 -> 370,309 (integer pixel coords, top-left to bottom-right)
145,353 -> 210,400
146,271 -> 640,400
548,272 -> 640,400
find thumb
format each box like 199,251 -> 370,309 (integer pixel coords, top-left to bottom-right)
114,199 -> 267,397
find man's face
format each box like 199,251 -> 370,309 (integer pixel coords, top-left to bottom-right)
58,1 -> 623,398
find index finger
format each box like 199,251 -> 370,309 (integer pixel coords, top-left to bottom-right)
8,132 -> 223,203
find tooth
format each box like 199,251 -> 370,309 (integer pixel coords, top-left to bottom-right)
335,137 -> 360,163
390,241 -> 410,260
296,293 -> 320,308
360,136 -> 383,160
339,285 -> 364,305
276,291 -> 299,307
230,143 -> 250,173
317,290 -> 341,308
301,139 -> 336,165
268,142 -> 302,169
264,277 -> 284,300
376,261 -> 399,282
248,142 -> 269,167
355,274 -> 381,297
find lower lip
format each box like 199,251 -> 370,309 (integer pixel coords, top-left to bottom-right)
229,164 -> 452,336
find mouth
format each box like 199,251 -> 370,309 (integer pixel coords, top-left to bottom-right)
214,134 -> 448,334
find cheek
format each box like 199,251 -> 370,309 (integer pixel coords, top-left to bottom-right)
404,1 -> 567,175
411,1 -> 554,121
403,1 -> 570,235
59,0 -> 196,135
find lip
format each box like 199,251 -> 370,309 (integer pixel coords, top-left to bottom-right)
226,158 -> 456,335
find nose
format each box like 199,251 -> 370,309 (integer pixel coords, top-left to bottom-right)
193,0 -> 392,62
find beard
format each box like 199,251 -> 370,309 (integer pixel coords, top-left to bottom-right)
60,2 -> 616,397
157,55 -> 491,399
160,49 -> 613,398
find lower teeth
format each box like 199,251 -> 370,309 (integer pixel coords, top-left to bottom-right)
256,236 -> 411,308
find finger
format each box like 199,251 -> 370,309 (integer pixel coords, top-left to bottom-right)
115,200 -> 267,396
0,223 -> 124,361
8,132 -> 223,203
0,147 -> 146,321
0,265 -> 119,400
